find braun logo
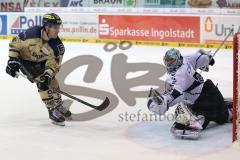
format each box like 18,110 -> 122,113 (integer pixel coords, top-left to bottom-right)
94,0 -> 123,4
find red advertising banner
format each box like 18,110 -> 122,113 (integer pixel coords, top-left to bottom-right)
99,15 -> 200,43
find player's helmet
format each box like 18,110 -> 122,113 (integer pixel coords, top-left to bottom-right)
42,13 -> 62,27
163,48 -> 183,72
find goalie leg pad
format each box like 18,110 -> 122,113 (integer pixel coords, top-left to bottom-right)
171,102 -> 205,139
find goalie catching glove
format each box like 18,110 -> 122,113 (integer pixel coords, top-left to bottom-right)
147,87 -> 185,116
147,88 -> 169,115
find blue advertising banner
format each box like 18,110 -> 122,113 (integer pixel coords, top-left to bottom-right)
0,15 -> 7,35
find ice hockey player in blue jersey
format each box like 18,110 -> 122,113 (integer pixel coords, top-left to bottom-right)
147,48 -> 233,139
6,13 -> 71,126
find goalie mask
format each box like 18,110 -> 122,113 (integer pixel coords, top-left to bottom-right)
163,48 -> 183,73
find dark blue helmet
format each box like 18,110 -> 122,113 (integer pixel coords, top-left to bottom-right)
42,13 -> 62,27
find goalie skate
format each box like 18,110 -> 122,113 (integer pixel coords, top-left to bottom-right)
171,122 -> 201,139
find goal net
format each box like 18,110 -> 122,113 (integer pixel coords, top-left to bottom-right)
233,32 -> 240,142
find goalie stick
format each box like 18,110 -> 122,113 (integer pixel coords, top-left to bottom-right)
211,28 -> 234,59
16,72 -> 110,111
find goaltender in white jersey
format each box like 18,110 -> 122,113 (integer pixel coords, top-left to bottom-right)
147,48 -> 233,139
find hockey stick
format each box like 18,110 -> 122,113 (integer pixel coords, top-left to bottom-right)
211,28 -> 234,58
16,72 -> 110,111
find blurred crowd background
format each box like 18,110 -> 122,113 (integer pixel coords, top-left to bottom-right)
0,0 -> 240,12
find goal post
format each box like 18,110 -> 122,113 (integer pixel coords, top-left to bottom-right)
233,32 -> 240,142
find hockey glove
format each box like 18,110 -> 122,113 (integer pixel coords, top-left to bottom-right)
6,57 -> 21,77
209,55 -> 215,66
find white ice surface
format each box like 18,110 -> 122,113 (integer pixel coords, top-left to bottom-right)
0,39 -> 239,160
